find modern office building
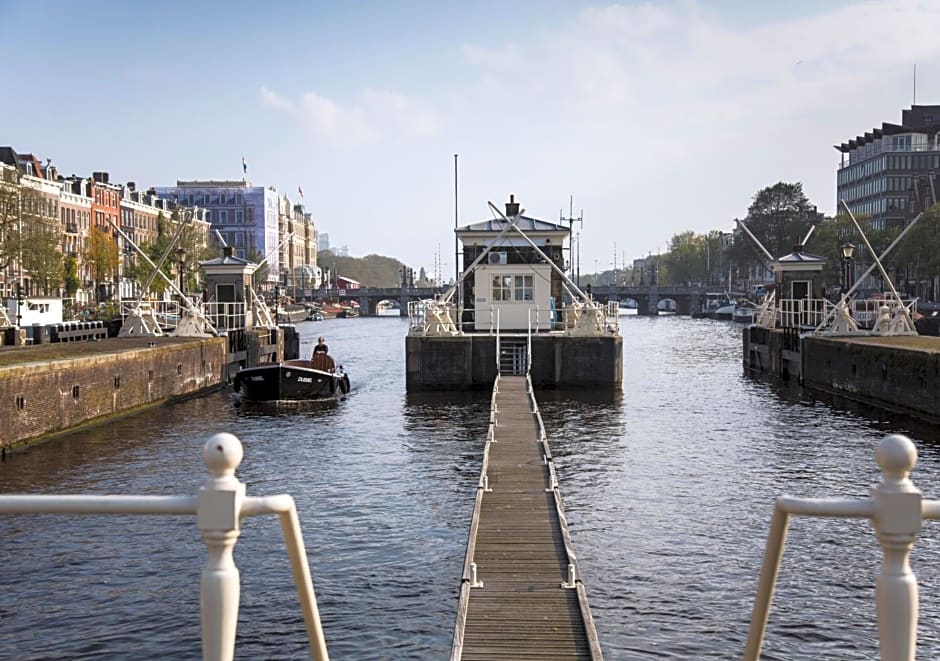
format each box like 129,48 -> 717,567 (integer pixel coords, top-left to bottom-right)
835,105 -> 940,230
153,180 -> 281,282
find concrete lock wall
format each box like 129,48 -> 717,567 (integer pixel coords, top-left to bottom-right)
405,335 -> 623,391
801,337 -> 940,423
0,338 -> 226,450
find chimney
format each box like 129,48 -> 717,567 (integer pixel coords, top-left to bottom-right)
127,181 -> 136,192
505,194 -> 520,217
92,171 -> 109,184
223,245 -> 234,258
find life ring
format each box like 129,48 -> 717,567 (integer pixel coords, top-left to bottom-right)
342,374 -> 350,394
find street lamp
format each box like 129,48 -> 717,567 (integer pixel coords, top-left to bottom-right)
841,243 -> 855,294
175,246 -> 188,295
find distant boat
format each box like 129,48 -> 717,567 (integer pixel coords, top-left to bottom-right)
376,299 -> 401,317
693,293 -> 736,320
617,299 -> 638,316
320,302 -> 360,318
276,304 -> 309,324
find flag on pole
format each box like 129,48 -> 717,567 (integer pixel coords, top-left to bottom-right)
242,156 -> 248,174
298,186 -> 304,198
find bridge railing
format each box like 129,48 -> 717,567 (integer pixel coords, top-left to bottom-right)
0,433 -> 328,661
746,433 -> 937,660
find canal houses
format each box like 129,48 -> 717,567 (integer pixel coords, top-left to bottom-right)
405,196 -> 622,391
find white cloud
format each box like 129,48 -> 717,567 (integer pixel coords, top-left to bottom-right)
442,0 -> 940,261
259,85 -> 296,113
260,86 -> 441,147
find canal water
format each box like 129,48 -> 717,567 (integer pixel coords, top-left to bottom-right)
2,316 -> 940,659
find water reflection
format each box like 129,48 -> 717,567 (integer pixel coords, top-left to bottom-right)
2,316 -> 940,659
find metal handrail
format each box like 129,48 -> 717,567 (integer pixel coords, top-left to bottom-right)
745,434 -> 936,660
495,308 -> 501,373
0,433 -> 328,661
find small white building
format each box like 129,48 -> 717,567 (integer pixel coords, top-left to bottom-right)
5,296 -> 64,326
456,196 -> 570,332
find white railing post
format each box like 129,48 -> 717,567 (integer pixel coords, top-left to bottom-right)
745,434 -> 929,661
873,434 -> 922,661
198,433 -> 247,661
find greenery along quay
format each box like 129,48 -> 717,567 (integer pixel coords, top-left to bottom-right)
590,182 -> 940,308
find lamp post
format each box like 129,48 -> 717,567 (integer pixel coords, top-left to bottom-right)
841,243 -> 855,295
175,246 -> 188,297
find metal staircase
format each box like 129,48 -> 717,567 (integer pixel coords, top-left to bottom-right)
498,338 -> 528,376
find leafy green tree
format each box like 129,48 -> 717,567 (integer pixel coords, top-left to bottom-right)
318,250 -> 408,288
664,231 -> 706,285
21,224 -> 63,295
63,255 -> 81,298
87,225 -> 119,300
0,168 -> 21,274
733,182 -> 817,269
890,203 -> 940,298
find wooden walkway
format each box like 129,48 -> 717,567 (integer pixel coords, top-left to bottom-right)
452,375 -> 602,660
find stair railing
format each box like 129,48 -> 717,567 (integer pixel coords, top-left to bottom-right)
495,307 -> 501,374
0,433 -> 328,661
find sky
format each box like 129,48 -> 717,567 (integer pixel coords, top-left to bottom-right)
2,0 -> 939,279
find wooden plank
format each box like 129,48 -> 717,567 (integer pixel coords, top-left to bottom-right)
452,375 -> 603,660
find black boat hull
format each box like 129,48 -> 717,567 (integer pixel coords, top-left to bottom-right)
233,360 -> 350,402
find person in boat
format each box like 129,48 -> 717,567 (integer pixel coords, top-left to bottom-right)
313,337 -> 329,355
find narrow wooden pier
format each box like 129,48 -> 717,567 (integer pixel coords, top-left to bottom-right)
452,375 -> 602,660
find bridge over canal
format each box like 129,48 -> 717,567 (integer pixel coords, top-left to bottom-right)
578,284 -> 710,315
318,284 -> 711,317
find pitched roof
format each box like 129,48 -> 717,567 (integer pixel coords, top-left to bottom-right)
457,215 -> 569,233
775,249 -> 827,263
0,146 -> 20,168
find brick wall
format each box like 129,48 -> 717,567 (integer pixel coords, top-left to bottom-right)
0,338 -> 226,450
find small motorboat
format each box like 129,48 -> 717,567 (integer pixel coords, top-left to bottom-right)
233,353 -> 350,402
732,301 -> 755,323
376,299 -> 401,317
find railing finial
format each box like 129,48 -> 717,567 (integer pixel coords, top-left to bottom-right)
876,434 -> 917,485
203,432 -> 244,483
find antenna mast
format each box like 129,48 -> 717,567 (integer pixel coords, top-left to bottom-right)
560,194 -> 583,287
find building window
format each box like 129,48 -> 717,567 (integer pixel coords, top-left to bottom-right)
492,274 -> 512,301
514,275 -> 533,301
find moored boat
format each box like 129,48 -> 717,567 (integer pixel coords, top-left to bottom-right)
732,301 -> 755,323
233,354 -> 350,402
276,304 -> 310,324
376,299 -> 401,317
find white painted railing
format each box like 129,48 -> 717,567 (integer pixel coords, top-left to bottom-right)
762,297 -> 919,332
745,434 -> 939,660
0,433 -> 328,661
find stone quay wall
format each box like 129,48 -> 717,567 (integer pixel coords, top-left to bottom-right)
0,337 -> 226,451
801,335 -> 940,423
